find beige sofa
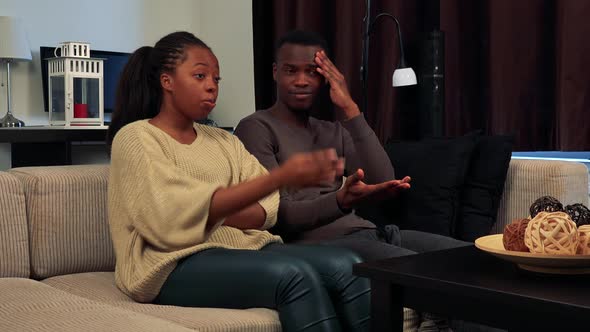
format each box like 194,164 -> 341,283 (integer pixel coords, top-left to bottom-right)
0,159 -> 588,331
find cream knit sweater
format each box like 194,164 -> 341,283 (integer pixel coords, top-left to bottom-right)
108,120 -> 281,302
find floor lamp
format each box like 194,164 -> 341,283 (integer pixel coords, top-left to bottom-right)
360,0 -> 417,114
0,16 -> 32,127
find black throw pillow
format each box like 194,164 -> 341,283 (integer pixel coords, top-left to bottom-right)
379,135 -> 478,236
457,135 -> 513,241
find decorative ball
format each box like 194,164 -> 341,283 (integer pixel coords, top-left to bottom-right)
524,211 -> 579,255
503,218 -> 530,252
529,196 -> 564,218
565,203 -> 590,227
578,225 -> 590,255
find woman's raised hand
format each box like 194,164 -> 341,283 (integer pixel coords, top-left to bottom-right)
279,149 -> 344,188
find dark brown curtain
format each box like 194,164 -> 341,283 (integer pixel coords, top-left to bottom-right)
252,0 -> 366,122
553,1 -> 590,150
252,0 -> 590,150
252,0 -> 429,140
443,0 -> 590,151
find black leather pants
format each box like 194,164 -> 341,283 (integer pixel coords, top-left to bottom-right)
154,243 -> 370,332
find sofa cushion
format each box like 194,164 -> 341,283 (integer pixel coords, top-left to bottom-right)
381,135 -> 477,236
43,272 -> 282,332
0,171 -> 29,278
44,272 -> 422,332
0,278 -> 193,332
493,159 -> 590,234
457,135 -> 513,241
9,165 -> 114,278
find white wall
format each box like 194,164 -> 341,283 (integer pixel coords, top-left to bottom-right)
199,0 -> 256,128
0,0 -> 256,170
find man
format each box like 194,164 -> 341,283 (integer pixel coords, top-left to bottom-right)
235,28 -> 487,332
235,30 -> 467,261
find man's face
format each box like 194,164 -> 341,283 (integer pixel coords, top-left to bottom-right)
273,43 -> 323,112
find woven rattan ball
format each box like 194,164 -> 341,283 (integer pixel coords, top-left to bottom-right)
503,218 -> 530,252
529,196 -> 564,218
524,211 -> 578,255
565,203 -> 590,227
577,225 -> 590,255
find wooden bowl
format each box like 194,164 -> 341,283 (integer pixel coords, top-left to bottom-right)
475,234 -> 590,274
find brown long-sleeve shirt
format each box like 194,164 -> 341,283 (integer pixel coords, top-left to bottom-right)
235,110 -> 395,243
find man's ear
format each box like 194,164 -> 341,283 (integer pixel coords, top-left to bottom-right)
272,63 -> 277,81
161,73 -> 173,92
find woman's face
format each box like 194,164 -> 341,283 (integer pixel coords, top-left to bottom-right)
163,46 -> 220,120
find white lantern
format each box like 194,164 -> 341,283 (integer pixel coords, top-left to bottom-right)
48,42 -> 104,126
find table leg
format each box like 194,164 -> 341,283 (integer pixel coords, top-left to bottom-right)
370,280 -> 403,332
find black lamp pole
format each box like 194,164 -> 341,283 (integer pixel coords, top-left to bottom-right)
360,0 -> 372,114
360,0 -> 414,114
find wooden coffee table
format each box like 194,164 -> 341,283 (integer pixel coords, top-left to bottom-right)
353,245 -> 590,331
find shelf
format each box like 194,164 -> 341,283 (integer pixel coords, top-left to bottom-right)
0,126 -> 108,143
0,126 -> 109,167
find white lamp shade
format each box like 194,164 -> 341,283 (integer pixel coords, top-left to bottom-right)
0,16 -> 32,61
392,67 -> 417,87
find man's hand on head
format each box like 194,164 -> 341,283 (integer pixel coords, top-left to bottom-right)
314,50 -> 361,120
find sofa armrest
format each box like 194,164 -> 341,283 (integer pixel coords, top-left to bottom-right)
8,165 -> 113,279
492,159 -> 589,234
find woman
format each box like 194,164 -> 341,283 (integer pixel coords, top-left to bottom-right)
106,31 -> 370,332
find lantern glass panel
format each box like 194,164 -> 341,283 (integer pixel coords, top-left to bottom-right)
50,76 -> 65,121
73,77 -> 100,119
